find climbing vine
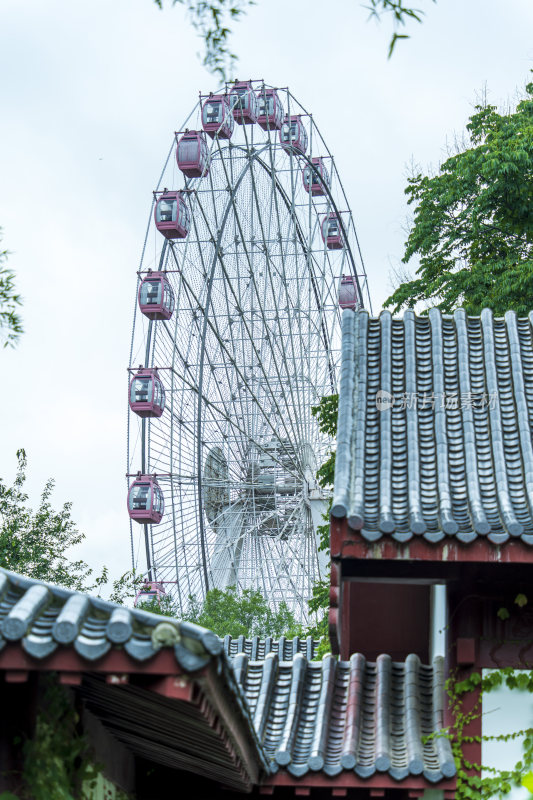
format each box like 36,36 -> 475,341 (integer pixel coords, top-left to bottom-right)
445,665 -> 533,800
437,591 -> 533,799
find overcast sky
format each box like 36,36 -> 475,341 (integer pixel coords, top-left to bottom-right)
1,0 -> 533,580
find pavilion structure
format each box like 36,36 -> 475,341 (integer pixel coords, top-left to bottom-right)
0,562 -> 453,798
330,307 -> 533,789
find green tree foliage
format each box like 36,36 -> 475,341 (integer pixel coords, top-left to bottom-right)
154,0 -> 434,78
0,676 -> 128,800
134,591 -> 181,617
181,585 -> 302,638
366,0 -> 435,56
306,577 -> 330,658
311,393 -> 338,493
107,569 -> 146,606
18,677 -> 98,800
386,81 -> 533,316
154,0 -> 253,78
307,393 -> 340,654
0,450 -> 107,592
311,394 -> 338,552
0,235 -> 23,347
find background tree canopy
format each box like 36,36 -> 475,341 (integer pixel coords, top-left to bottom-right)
181,585 -> 302,638
0,450 -> 106,592
0,234 -> 22,348
386,81 -> 533,316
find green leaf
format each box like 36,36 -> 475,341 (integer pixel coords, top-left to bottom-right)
515,593 -> 528,608
388,31 -> 409,57
497,607 -> 511,620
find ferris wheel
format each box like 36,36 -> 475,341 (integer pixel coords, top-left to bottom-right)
126,81 -> 371,622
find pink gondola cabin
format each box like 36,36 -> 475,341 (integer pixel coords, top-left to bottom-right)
256,88 -> 284,131
129,367 -> 166,419
279,116 -> 308,156
201,94 -> 234,139
303,157 -> 331,196
127,474 -> 164,525
176,130 -> 210,178
229,81 -> 258,125
321,213 -> 344,250
154,190 -> 190,239
138,271 -> 175,321
134,581 -> 166,607
338,275 -> 359,310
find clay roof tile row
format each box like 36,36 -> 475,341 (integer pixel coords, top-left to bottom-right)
333,307 -> 533,544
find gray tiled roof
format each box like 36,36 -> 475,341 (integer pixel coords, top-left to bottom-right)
223,634 -> 318,660
0,567 -> 267,790
234,651 -> 455,782
0,567 -> 223,671
332,307 -> 533,544
0,567 -> 455,785
0,568 -> 317,667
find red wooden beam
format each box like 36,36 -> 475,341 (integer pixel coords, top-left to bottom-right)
150,675 -> 193,701
331,517 -> 533,564
59,672 -> 83,686
0,643 -> 186,677
4,670 -> 29,683
478,639 -> 533,669
106,674 -> 129,686
264,771 -> 456,792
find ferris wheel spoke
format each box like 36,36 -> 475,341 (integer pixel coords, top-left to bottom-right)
209,497 -> 254,590
257,152 -> 339,392
258,523 -> 312,619
170,245 -> 304,481
162,323 -> 303,483
260,143 -> 327,452
215,144 -> 301,419
209,494 -> 254,589
162,295 -> 249,469
245,148 -> 311,457
208,141 -> 309,460
167,218 -> 302,477
163,254 -> 252,473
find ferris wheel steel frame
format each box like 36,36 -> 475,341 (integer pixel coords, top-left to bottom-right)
127,83 -> 372,621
